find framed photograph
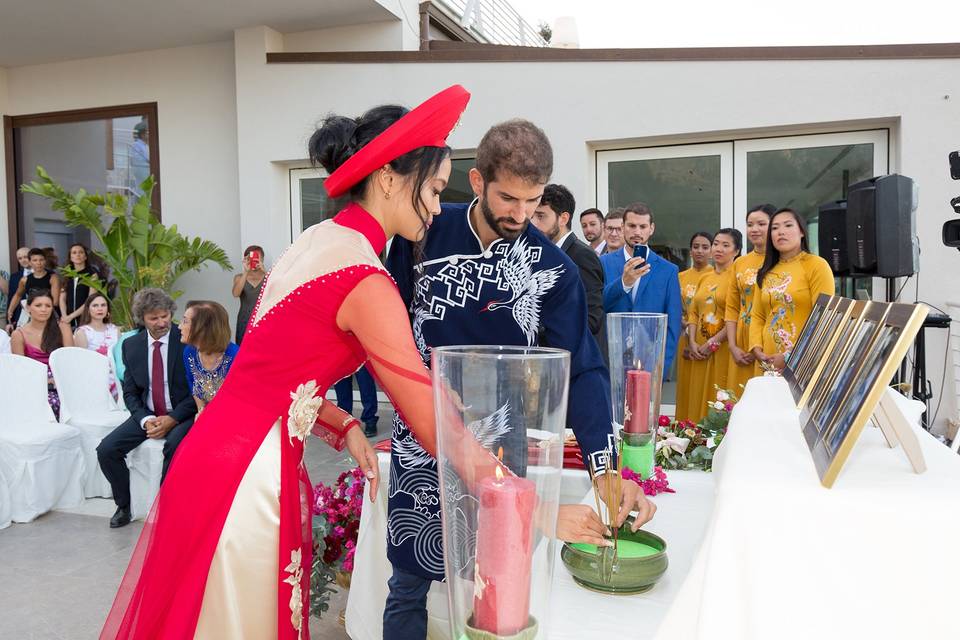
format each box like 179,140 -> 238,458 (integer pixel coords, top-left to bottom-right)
784,293 -> 834,381
785,296 -> 854,407
801,302 -> 928,488
804,301 -> 873,420
802,302 -> 882,452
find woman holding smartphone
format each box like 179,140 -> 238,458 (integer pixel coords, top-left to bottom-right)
231,245 -> 266,345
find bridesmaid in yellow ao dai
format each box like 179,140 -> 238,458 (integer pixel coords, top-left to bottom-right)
674,231 -> 713,422
724,205 -> 774,390
750,208 -> 835,372
686,228 -> 741,423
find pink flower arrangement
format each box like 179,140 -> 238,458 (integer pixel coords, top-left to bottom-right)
313,467 -> 366,573
621,466 -> 674,496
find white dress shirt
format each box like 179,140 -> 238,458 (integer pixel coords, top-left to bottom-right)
141,330 -> 173,427
622,245 -> 651,303
593,240 -> 606,255
555,230 -> 574,248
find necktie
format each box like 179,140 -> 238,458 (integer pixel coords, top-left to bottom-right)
152,341 -> 168,416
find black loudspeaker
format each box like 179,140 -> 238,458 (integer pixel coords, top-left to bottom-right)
845,174 -> 919,277
817,200 -> 849,275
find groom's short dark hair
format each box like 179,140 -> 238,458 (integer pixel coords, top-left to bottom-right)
476,119 -> 553,185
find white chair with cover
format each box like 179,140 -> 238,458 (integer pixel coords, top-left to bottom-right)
0,354 -> 85,522
129,438 -> 164,520
50,347 -> 131,498
0,464 -> 12,530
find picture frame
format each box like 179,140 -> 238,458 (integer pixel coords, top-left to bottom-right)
800,301 -> 928,488
783,295 -> 854,408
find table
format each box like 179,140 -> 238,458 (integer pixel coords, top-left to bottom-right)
346,457 -> 717,639
655,375 -> 960,640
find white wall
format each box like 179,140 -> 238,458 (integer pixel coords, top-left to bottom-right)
231,47 -> 960,431
3,41 -> 242,322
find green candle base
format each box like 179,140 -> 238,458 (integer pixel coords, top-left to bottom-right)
621,432 -> 655,479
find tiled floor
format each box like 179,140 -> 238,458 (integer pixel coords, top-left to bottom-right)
0,404 -> 395,640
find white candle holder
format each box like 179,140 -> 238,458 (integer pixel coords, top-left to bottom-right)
432,346 -> 569,640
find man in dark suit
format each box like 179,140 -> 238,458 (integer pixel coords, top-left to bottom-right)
531,184 -> 605,345
97,288 -> 197,528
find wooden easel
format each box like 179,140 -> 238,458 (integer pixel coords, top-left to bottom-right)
871,387 -> 927,474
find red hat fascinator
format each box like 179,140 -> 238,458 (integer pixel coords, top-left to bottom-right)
324,85 -> 470,198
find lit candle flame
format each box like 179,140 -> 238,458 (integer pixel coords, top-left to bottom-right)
495,465 -> 504,482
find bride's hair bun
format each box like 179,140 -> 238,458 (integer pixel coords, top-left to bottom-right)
308,115 -> 359,174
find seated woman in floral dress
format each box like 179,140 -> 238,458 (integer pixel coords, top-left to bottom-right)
179,300 -> 239,413
73,292 -> 120,398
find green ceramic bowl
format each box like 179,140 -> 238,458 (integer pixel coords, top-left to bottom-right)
561,519 -> 668,595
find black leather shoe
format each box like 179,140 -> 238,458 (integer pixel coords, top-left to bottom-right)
110,507 -> 131,528
363,421 -> 378,438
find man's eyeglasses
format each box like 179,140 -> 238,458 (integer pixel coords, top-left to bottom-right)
605,228 -> 623,235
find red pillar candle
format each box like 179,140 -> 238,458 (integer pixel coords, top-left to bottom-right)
624,369 -> 652,434
473,468 -> 537,635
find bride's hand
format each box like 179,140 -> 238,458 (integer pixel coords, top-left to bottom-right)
344,426 -> 379,502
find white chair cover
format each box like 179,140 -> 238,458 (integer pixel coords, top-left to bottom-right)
0,463 -> 12,530
129,438 -> 164,520
50,347 -> 130,498
0,354 -> 85,522
0,330 -> 10,354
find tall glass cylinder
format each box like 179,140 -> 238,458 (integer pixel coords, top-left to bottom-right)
433,346 -> 569,640
607,313 -> 668,477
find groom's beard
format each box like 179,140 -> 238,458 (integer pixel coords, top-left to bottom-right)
480,196 -> 527,242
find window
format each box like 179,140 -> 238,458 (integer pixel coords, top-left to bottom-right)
289,168 -> 349,240
5,103 -> 160,269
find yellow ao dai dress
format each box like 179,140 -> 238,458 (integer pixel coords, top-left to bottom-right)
686,266 -> 733,423
748,251 -> 835,360
724,250 -> 765,390
674,266 -> 710,421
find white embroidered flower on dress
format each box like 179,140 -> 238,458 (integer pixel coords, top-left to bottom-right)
284,548 -> 304,638
288,380 -> 323,444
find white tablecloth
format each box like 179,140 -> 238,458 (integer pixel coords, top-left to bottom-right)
346,455 -> 717,639
656,375 -> 960,640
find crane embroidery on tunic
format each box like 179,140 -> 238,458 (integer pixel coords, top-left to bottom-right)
480,239 -> 564,344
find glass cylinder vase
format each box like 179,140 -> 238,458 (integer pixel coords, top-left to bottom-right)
432,346 -> 570,640
607,313 -> 668,478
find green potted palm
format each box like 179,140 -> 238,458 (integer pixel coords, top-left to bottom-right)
21,166 -> 233,328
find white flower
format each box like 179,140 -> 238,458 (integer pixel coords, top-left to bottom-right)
716,390 -> 730,402
283,549 -> 304,638
712,401 -> 725,411
288,380 -> 323,444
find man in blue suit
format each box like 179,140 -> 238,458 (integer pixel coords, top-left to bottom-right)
600,203 -> 682,373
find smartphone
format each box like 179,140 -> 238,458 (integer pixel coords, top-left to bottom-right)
633,244 -> 649,265
248,251 -> 261,270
